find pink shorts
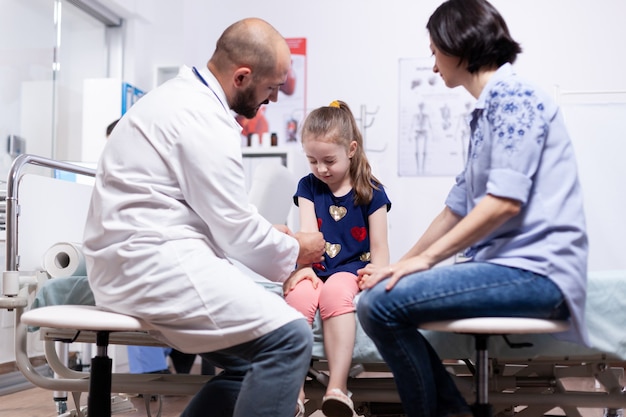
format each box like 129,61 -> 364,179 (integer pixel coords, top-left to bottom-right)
284,271 -> 360,325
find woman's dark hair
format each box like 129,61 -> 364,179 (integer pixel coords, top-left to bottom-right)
426,0 -> 522,73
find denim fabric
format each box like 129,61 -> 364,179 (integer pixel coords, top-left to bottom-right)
180,319 -> 312,417
357,262 -> 569,417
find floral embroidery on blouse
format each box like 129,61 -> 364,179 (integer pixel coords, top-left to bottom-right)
484,81 -> 547,155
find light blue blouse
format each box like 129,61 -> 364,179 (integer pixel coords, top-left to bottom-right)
445,63 -> 589,345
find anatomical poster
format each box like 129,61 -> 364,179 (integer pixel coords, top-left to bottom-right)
398,57 -> 474,176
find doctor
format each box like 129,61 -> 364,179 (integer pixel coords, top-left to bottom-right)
83,17 -> 325,417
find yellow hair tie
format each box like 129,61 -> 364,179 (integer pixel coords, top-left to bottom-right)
329,100 -> 341,108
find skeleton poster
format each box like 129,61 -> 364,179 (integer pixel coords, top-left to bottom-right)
398,58 -> 474,176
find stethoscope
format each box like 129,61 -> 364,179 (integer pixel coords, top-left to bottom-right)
192,66 -> 227,111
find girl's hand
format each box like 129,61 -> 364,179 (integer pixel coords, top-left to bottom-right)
283,266 -> 321,296
273,224 -> 293,236
358,257 -> 431,291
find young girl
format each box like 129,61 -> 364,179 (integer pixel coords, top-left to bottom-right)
283,100 -> 391,417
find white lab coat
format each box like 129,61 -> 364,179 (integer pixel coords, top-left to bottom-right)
83,66 -> 302,353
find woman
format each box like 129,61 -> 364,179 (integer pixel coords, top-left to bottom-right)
356,1 -> 588,416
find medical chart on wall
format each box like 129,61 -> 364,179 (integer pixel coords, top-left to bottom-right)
237,37 -> 307,148
397,58 -> 474,176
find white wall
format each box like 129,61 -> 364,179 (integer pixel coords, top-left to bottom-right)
81,78 -> 122,162
132,0 -> 626,267
6,0 -> 626,264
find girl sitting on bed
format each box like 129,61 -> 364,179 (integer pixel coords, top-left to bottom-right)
283,100 -> 392,417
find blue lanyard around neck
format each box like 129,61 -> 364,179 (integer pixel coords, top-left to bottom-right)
192,66 -> 209,87
192,66 -> 227,111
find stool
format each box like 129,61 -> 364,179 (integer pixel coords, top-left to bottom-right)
420,317 -> 570,417
22,305 -> 153,417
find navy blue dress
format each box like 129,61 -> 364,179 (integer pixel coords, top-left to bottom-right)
294,173 -> 391,280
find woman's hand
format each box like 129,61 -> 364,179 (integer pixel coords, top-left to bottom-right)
358,256 -> 432,291
283,266 -> 321,296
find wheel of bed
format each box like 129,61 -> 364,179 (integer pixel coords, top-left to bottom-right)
21,305 -> 154,417
419,317 -> 570,417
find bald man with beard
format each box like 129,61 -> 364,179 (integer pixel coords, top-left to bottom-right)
83,18 -> 324,417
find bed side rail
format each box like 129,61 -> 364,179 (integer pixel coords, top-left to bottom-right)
5,154 -> 96,272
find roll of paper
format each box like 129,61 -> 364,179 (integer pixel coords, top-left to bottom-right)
43,242 -> 87,278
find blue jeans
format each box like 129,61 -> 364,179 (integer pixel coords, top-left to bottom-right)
357,262 -> 569,417
180,319 -> 312,417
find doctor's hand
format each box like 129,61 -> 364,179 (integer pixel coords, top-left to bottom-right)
283,266 -> 321,296
294,231 -> 325,265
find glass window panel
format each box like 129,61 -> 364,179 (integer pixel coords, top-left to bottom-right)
0,0 -> 56,178
0,0 -> 111,172
56,0 -> 109,161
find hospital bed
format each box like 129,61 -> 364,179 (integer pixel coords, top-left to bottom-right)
2,154 -> 626,417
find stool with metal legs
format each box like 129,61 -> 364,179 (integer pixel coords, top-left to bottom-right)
420,317 -> 570,417
22,304 -> 153,417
